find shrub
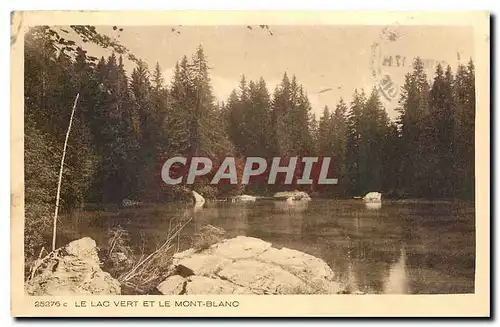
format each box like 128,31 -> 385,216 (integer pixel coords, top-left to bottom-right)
117,213 -> 193,294
100,226 -> 135,277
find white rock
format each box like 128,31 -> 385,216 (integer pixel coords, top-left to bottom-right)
173,248 -> 197,261
184,276 -> 252,295
211,236 -> 272,260
274,190 -> 311,201
233,194 -> 257,202
26,238 -> 121,295
159,236 -> 345,295
257,247 -> 341,293
216,259 -> 309,294
257,247 -> 333,279
192,190 -> 206,205
363,192 -> 382,202
290,191 -> 312,201
64,237 -> 100,267
175,253 -> 232,276
157,275 -> 186,295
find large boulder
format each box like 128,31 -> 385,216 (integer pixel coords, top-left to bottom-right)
210,236 -> 272,260
216,260 -> 309,294
174,253 -> 232,276
184,276 -> 253,295
157,236 -> 343,295
256,247 -> 340,293
25,237 -> 121,296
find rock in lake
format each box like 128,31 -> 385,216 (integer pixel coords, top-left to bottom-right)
157,236 -> 343,295
363,192 -> 382,203
231,194 -> 257,202
274,190 -> 312,202
25,237 -> 121,296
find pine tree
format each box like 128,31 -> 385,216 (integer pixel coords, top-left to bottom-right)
168,58 -> 192,155
226,89 -> 244,154
397,58 -> 430,197
426,63 -> 456,197
345,89 -> 366,196
453,60 -> 475,199
382,122 -> 402,196
317,105 -> 332,155
358,88 -> 389,193
272,73 -> 293,155
294,85 -> 315,156
330,99 -> 348,196
246,77 -> 273,157
271,73 -> 314,158
190,45 -> 233,158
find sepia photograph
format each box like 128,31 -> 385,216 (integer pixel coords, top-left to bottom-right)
11,11 -> 490,317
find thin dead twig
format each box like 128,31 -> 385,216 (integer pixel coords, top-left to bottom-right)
52,93 -> 80,251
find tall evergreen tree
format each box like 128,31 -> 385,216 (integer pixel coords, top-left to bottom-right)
346,89 -> 366,195
271,74 -> 314,157
453,60 -> 475,199
397,58 -> 430,196
272,72 -> 293,156
246,78 -> 274,157
382,122 -> 402,196
358,88 -> 389,192
331,99 -> 348,196
317,105 -> 332,156
168,58 -> 193,155
190,45 -> 233,158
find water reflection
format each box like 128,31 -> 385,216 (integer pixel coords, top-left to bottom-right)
365,202 -> 382,210
383,247 -> 409,294
195,202 -> 250,237
66,199 -> 475,294
193,202 -> 204,213
273,200 -> 309,213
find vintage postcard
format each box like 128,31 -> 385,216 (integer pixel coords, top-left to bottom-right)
11,11 -> 490,317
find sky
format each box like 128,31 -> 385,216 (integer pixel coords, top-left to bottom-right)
84,25 -> 474,120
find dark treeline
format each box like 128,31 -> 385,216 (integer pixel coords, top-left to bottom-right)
219,60 -> 475,200
24,26 -> 475,254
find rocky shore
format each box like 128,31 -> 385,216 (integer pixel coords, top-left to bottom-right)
25,237 -> 121,295
26,236 -> 344,295
157,236 -> 342,295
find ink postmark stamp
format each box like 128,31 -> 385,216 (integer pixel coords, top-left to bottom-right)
370,25 -> 451,104
370,26 -> 402,104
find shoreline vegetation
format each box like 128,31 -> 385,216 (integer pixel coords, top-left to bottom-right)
24,26 -> 475,293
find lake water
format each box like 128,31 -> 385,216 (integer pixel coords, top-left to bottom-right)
62,199 -> 475,294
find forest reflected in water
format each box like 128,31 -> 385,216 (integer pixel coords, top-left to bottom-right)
63,199 -> 475,294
